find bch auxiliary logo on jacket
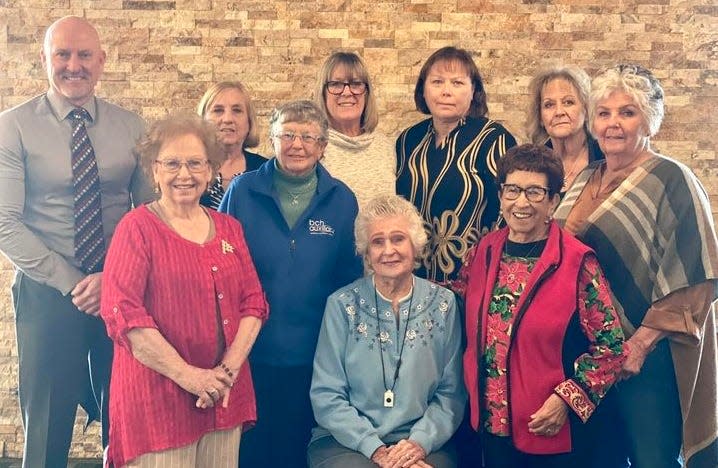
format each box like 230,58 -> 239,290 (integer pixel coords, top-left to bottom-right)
308,219 -> 335,235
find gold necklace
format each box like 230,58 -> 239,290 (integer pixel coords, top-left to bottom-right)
153,200 -> 209,237
562,147 -> 588,189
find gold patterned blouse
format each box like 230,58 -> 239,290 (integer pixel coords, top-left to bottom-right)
396,116 -> 516,283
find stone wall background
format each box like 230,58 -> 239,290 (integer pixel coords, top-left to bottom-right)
0,0 -> 716,459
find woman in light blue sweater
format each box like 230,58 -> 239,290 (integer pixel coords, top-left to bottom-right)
308,195 -> 466,468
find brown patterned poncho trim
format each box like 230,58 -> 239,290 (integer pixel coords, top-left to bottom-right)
555,155 -> 718,466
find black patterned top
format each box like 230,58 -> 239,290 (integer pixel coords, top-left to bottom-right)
200,150 -> 267,210
396,116 -> 516,283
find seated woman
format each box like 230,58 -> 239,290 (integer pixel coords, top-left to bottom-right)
462,144 -> 627,467
308,195 -> 466,468
101,114 -> 268,467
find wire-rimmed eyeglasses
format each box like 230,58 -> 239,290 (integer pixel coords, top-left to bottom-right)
272,132 -> 326,147
154,159 -> 209,173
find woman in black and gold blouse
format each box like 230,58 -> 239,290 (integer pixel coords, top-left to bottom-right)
396,46 -> 516,285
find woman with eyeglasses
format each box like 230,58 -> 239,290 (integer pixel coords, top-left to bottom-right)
314,51 -> 395,207
101,114 -> 268,467
197,81 -> 266,210
219,100 -> 364,468
396,46 -> 517,286
461,144 -> 627,468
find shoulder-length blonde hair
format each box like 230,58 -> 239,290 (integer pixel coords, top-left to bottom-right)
526,65 -> 591,145
196,81 -> 260,148
313,51 -> 379,133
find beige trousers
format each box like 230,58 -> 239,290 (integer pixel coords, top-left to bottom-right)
124,426 -> 242,468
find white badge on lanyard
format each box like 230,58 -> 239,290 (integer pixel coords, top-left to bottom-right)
383,389 -> 394,408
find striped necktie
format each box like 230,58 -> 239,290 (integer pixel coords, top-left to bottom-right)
69,107 -> 105,273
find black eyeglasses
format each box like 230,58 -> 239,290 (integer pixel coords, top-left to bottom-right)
501,184 -> 550,202
325,80 -> 368,95
154,159 -> 209,173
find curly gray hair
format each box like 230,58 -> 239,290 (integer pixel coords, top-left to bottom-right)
589,64 -> 665,137
354,195 -> 429,274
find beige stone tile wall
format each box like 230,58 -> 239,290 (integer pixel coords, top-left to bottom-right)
0,0 -> 716,459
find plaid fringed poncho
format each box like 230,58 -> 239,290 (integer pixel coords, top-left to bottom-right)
555,155 -> 718,467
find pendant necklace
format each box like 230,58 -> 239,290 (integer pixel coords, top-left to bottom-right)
374,283 -> 413,408
282,180 -> 315,206
562,147 -> 587,189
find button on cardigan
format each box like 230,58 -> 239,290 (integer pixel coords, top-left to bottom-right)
101,205 -> 268,466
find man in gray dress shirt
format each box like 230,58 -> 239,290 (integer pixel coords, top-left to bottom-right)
0,16 -> 153,467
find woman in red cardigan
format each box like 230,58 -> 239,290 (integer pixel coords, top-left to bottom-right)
100,114 -> 268,467
461,144 -> 627,467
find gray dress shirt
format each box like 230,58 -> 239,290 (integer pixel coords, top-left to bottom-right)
0,89 -> 154,295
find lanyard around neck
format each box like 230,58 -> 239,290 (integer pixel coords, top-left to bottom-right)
373,285 -> 413,407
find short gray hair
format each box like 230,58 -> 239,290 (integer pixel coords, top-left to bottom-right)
354,195 -> 428,274
526,65 -> 591,144
589,64 -> 665,137
268,100 -> 329,140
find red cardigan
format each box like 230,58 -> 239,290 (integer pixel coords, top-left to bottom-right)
463,222 -> 594,454
101,206 -> 268,466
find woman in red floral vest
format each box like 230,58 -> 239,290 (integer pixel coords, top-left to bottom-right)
461,144 -> 628,468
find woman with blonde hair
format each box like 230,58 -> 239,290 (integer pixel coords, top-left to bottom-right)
314,51 -> 395,207
197,81 -> 266,209
526,65 -> 603,194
